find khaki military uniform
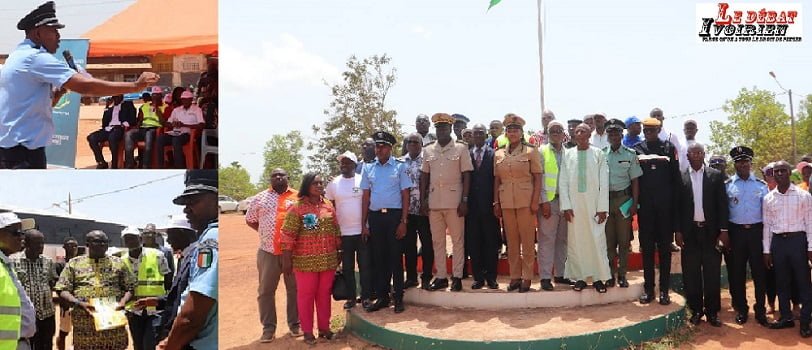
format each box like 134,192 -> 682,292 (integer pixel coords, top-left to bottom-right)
494,142 -> 542,280
422,140 -> 474,279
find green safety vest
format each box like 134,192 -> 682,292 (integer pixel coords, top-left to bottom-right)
0,262 -> 21,350
123,249 -> 165,310
540,145 -> 559,202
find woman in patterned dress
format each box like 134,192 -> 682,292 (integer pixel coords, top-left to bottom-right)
55,230 -> 136,350
281,172 -> 342,345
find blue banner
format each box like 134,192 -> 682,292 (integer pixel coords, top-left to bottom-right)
48,39 -> 89,168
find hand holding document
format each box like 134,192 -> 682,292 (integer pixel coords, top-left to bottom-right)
89,297 -> 127,331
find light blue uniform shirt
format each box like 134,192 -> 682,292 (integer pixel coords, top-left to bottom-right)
178,221 -> 218,350
360,157 -> 413,210
0,251 -> 35,339
726,173 -> 769,225
0,39 -> 75,149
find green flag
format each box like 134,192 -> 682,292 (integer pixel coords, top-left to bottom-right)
488,0 -> 501,10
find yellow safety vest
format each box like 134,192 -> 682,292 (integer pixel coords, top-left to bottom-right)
540,145 -> 559,202
123,249 -> 165,310
139,103 -> 165,128
0,262 -> 21,350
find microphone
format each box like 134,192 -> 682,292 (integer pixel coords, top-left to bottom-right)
62,50 -> 77,71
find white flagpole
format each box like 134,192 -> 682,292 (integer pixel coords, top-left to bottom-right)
537,0 -> 545,115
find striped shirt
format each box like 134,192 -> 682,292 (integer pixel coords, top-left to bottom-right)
280,198 -> 342,272
762,184 -> 812,253
245,188 -> 298,254
10,254 -> 58,320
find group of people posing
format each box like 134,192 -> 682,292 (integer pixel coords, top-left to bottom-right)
255,108 -> 812,344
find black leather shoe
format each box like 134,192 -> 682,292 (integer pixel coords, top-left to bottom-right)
689,313 -> 703,325
670,242 -> 681,252
755,314 -> 769,327
486,279 -> 499,289
735,312 -> 748,325
471,280 -> 485,290
393,300 -> 405,314
518,279 -> 531,293
639,292 -> 655,304
404,280 -> 419,289
769,319 -> 795,329
801,322 -> 812,338
554,276 -> 575,285
343,300 -> 356,310
429,278 -> 449,291
96,161 -> 109,169
659,292 -> 671,305
593,281 -> 607,293
421,278 -> 432,291
617,277 -> 629,288
366,298 -> 390,312
507,279 -> 521,292
707,315 -> 722,327
540,279 -> 554,291
450,278 -> 462,292
605,279 -> 616,288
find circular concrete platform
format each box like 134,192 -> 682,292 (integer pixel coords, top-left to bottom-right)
348,292 -> 686,349
404,271 -> 646,309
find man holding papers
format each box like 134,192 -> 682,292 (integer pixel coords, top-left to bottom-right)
603,119 -> 642,289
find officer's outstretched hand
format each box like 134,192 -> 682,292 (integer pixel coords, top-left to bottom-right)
763,254 -> 773,269
136,72 -> 161,88
133,297 -> 158,309
563,210 -> 574,223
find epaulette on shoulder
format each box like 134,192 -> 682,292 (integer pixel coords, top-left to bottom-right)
394,158 -> 405,162
756,178 -> 767,184
724,178 -> 732,184
424,141 -> 436,146
456,140 -> 467,145
523,141 -> 537,148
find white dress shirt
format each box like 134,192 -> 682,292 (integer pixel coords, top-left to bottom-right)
690,165 -> 705,222
591,130 -> 609,149
104,104 -> 129,131
762,184 -> 812,253
167,105 -> 204,135
659,128 -> 684,169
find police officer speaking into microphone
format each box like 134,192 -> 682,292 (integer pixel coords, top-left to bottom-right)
0,2 -> 160,169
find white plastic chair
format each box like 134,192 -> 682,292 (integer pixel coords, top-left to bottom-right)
200,129 -> 218,168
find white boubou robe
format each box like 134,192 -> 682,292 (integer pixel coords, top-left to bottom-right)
559,145 -> 611,282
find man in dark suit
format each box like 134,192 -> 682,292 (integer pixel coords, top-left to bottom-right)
87,94 -> 136,169
465,123 -> 500,289
675,142 -> 729,327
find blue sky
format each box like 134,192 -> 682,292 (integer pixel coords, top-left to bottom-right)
221,0 -> 811,182
0,0 -> 135,50
0,170 -> 187,228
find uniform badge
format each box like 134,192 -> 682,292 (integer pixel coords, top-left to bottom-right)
352,187 -> 360,193
196,248 -> 213,268
732,197 -> 738,205
651,164 -> 657,170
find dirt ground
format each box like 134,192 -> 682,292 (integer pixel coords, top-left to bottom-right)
219,212 -> 812,349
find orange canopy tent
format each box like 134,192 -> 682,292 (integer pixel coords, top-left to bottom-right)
82,0 -> 217,57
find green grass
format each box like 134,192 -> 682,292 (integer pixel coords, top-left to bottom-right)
634,322 -> 696,350
330,313 -> 346,333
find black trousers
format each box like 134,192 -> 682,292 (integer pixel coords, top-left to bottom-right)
766,265 -> 800,307
404,214 -> 433,283
771,233 -> 812,322
727,223 -> 767,315
341,235 -> 372,300
637,200 -> 673,293
465,210 -> 501,282
30,315 -> 55,350
369,210 -> 405,301
681,224 -> 722,316
0,145 -> 46,169
87,127 -> 124,167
